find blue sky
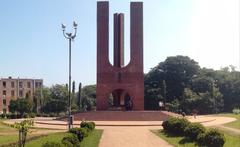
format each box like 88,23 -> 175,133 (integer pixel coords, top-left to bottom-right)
0,0 -> 239,86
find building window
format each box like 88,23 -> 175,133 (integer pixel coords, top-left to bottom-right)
26,91 -> 31,98
19,90 -> 23,97
3,90 -> 6,96
35,82 -> 42,88
11,90 -> 15,97
19,82 -> 23,88
3,109 -> 6,114
27,82 -> 31,88
3,81 -> 6,88
3,99 -> 6,106
11,82 -> 15,88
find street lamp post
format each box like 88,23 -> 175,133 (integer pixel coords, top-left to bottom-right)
62,21 -> 77,130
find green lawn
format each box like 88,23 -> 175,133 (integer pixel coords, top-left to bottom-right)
25,132 -> 70,147
152,130 -> 197,147
218,113 -> 240,130
152,130 -> 240,147
25,130 -> 103,147
0,134 -> 19,146
0,119 -> 103,147
80,130 -> 103,147
0,120 -> 19,146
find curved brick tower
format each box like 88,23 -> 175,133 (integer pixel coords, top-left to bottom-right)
96,1 -> 144,110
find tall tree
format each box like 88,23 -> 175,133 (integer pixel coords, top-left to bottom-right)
81,85 -> 96,111
77,82 -> 82,109
43,84 -> 68,114
162,80 -> 167,105
144,56 -> 200,110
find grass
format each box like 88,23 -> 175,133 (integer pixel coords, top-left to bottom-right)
25,132 -> 70,147
0,118 -> 103,147
0,119 -> 19,146
152,130 -> 240,147
25,129 -> 103,147
217,113 -> 240,130
0,119 -> 61,146
0,135 -> 19,146
224,133 -> 240,147
80,130 -> 103,147
152,130 -> 197,147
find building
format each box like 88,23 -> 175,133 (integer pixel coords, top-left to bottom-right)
0,77 -> 43,114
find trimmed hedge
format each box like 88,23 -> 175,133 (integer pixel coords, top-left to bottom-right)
197,129 -> 225,147
62,134 -> 80,147
162,117 -> 190,135
184,123 -> 206,140
69,127 -> 88,141
162,117 -> 225,147
80,121 -> 95,132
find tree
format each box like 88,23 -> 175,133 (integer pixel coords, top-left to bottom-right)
160,56 -> 200,100
17,99 -> 32,115
162,80 -> 167,105
80,85 -> 96,111
43,84 -> 68,114
210,81 -> 224,113
72,81 -> 75,94
179,88 -> 201,114
191,76 -> 214,94
71,81 -> 78,111
13,119 -> 34,147
144,56 -> 200,109
77,82 -> 82,109
144,83 -> 162,110
9,98 -> 32,116
144,56 -> 238,113
9,100 -> 17,113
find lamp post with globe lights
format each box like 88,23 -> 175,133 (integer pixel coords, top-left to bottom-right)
61,21 -> 77,130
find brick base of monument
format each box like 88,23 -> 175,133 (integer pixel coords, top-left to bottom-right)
72,111 -> 175,121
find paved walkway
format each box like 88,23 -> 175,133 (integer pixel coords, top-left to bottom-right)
97,126 -> 172,147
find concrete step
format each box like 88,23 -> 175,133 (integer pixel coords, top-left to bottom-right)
72,111 -> 173,121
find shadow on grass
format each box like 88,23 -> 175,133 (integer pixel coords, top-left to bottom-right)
179,137 -> 195,144
158,130 -> 199,146
159,130 -> 182,137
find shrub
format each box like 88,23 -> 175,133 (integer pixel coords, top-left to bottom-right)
23,113 -> 29,118
80,121 -> 95,132
69,127 -> 88,141
197,129 -> 225,147
49,113 -> 57,117
36,113 -> 42,117
162,117 -> 190,135
233,108 -> 240,114
9,113 -> 17,119
41,141 -> 63,147
29,113 -> 36,118
62,134 -> 80,147
42,113 -> 50,117
184,123 -> 206,140
196,133 -> 206,146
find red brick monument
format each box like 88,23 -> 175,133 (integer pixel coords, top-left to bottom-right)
96,1 -> 144,110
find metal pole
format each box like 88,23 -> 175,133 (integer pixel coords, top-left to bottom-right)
68,38 -> 72,130
61,21 -> 77,131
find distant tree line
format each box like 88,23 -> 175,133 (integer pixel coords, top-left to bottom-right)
145,55 -> 240,114
8,55 -> 240,116
8,82 -> 96,117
